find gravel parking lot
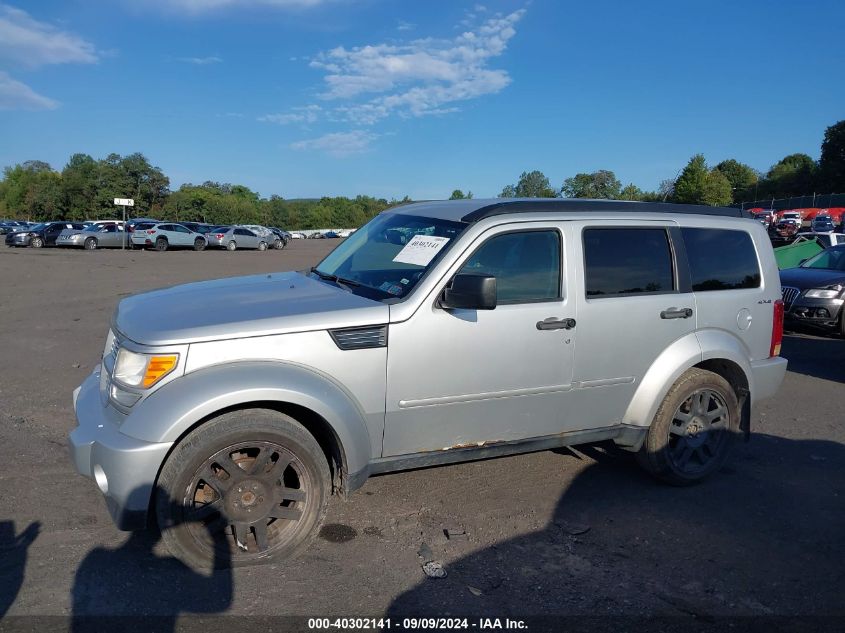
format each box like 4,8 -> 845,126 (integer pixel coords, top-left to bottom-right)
1,244 -> 843,629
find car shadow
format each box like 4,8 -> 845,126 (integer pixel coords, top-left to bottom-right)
387,435 -> 845,627
781,333 -> 845,383
0,521 -> 40,617
71,486 -> 233,633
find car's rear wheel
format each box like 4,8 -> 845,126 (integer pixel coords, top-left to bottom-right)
84,237 -> 97,250
227,240 -> 237,251
156,409 -> 330,570
194,238 -> 206,251
155,237 -> 168,252
31,236 -> 44,248
636,368 -> 739,486
258,241 -> 267,251
273,238 -> 284,250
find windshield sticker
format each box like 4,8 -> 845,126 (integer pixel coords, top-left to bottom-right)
379,281 -> 403,295
392,235 -> 451,266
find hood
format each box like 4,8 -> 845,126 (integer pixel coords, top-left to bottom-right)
779,267 -> 845,290
115,271 -> 389,346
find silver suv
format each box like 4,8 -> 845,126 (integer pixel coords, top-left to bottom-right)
69,199 -> 787,568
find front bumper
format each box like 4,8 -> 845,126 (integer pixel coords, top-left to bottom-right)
69,368 -> 172,530
5,234 -> 31,246
785,296 -> 843,330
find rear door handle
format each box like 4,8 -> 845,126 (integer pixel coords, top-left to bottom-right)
660,307 -> 693,319
536,317 -> 576,331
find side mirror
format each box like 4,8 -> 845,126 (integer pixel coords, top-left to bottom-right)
441,274 -> 497,310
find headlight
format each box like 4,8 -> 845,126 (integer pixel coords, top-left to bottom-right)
113,348 -> 178,388
805,285 -> 844,299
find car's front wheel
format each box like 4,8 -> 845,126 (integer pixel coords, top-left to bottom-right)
258,241 -> 267,251
84,237 -> 97,250
31,236 -> 44,248
156,409 -> 330,570
636,368 -> 739,486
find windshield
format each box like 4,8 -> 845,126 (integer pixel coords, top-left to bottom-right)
314,212 -> 467,300
801,246 -> 845,271
29,223 -> 47,231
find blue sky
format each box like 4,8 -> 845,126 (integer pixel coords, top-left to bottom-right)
1,0 -> 843,200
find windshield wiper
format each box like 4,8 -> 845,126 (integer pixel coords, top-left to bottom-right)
310,267 -> 361,291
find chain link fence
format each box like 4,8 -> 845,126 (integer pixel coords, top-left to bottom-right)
735,193 -> 845,210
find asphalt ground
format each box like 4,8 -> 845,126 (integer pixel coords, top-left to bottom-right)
0,242 -> 843,631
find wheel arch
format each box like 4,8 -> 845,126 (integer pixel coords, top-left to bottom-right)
122,361 -> 374,500
620,329 -> 754,445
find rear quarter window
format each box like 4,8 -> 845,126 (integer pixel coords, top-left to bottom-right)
681,228 -> 761,291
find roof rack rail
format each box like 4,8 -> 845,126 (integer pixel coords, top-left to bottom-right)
461,199 -> 751,223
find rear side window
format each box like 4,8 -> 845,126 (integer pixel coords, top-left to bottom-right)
682,228 -> 760,291
584,228 -> 674,297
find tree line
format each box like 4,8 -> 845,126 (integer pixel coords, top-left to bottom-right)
2,121 -> 842,228
483,120 -> 843,207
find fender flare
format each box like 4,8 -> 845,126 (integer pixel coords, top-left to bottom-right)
621,329 -> 754,431
120,361 -> 374,479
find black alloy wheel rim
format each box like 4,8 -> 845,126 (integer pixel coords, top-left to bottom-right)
181,441 -> 309,558
667,388 -> 729,475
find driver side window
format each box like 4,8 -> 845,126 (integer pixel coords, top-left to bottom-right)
460,230 -> 561,304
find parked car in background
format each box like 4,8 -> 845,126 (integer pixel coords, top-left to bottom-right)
308,231 -> 326,239
180,222 -> 215,235
336,228 -> 356,238
323,231 -> 341,239
810,215 -> 835,233
780,211 -> 802,225
290,232 -> 306,239
780,244 -> 845,336
6,221 -> 86,248
752,211 -> 774,227
57,223 -> 130,249
269,227 -> 290,249
205,226 -> 271,251
83,219 -> 125,231
0,220 -> 34,235
792,233 -> 845,249
131,223 -> 208,251
771,220 -> 800,243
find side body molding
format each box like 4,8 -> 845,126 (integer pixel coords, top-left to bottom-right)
119,361 -> 374,479
620,332 -> 703,431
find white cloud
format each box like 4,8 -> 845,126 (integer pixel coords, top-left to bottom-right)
308,9 -> 525,124
178,55 -> 222,64
259,104 -> 321,125
0,71 -> 58,110
397,20 -> 415,32
0,4 -> 98,68
290,130 -> 377,157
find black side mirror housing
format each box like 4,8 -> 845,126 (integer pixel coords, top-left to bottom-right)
441,274 -> 497,310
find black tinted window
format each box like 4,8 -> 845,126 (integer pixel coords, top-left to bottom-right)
584,228 -> 674,297
682,228 -> 760,291
460,230 -> 560,303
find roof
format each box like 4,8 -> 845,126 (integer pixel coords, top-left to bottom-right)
385,198 -> 751,223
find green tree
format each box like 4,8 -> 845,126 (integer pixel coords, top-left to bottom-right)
500,170 -> 557,198
673,155 -> 732,206
61,154 -> 99,221
561,170 -> 622,199
449,189 -> 466,199
762,153 -> 817,198
714,159 -> 758,201
701,169 -> 733,206
619,183 -> 644,201
818,120 -> 845,192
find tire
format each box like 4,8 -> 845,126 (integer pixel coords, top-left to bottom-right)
156,409 -> 331,570
636,368 -> 739,486
31,237 -> 44,248
839,310 -> 845,338
227,240 -> 237,252
258,241 -> 267,252
84,237 -> 97,250
155,238 -> 168,252
193,238 -> 206,252
273,239 -> 283,250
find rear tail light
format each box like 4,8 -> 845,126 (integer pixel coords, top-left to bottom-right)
147,229 -> 156,234
770,299 -> 784,357
128,226 -> 135,232
215,233 -> 224,239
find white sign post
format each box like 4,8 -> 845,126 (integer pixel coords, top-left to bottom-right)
114,198 -> 134,250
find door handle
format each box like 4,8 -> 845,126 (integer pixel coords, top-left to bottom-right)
660,307 -> 693,319
536,317 -> 576,331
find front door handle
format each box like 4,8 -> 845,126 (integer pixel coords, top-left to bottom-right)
536,317 -> 576,331
660,307 -> 693,319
